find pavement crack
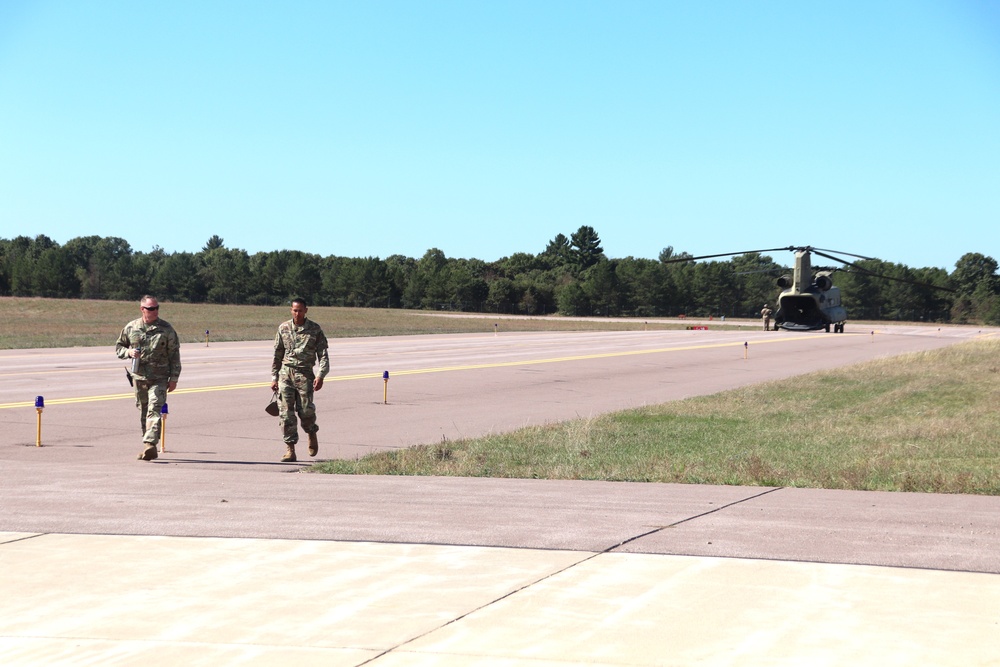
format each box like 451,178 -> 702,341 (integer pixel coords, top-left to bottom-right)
356,550 -> 603,665
605,486 -> 784,552
0,532 -> 49,546
358,489 -> 783,664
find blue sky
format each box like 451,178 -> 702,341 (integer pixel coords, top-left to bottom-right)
1,1 -> 998,271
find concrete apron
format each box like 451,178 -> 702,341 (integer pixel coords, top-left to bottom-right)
2,532 -> 997,667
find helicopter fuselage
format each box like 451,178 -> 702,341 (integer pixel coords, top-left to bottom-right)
666,245 -> 946,334
775,286 -> 847,331
772,249 -> 847,332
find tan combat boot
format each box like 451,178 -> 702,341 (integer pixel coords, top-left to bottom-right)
137,444 -> 158,461
308,432 -> 318,457
281,445 -> 296,463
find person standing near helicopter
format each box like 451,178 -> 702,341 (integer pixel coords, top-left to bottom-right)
761,304 -> 773,331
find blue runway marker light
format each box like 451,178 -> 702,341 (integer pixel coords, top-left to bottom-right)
383,371 -> 389,404
35,396 -> 44,446
160,403 -> 169,452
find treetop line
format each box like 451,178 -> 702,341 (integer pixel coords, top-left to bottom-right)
1,229 -> 998,325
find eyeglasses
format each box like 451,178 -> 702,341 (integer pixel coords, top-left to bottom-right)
142,306 -> 159,311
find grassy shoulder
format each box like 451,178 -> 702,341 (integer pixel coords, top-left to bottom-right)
314,338 -> 1000,495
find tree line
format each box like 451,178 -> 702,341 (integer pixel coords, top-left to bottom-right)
1,229 -> 998,324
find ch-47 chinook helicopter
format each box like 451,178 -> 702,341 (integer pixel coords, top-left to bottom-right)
663,245 -> 938,333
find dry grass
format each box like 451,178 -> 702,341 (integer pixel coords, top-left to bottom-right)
0,296 -> 695,349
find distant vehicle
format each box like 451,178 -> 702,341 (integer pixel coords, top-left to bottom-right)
771,246 -> 847,332
664,246 -> 951,333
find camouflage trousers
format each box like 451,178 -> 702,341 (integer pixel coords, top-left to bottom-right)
277,366 -> 319,445
134,379 -> 168,445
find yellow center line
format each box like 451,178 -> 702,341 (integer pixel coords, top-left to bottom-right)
0,335 -> 819,409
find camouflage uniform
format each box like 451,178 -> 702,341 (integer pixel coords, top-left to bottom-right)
115,317 -> 181,445
271,318 -> 330,445
761,306 -> 773,331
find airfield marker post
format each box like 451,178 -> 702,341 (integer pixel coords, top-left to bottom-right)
744,342 -> 748,360
494,323 -> 498,336
871,330 -> 875,343
205,329 -> 210,346
383,371 -> 389,404
35,395 -> 44,447
160,403 -> 168,452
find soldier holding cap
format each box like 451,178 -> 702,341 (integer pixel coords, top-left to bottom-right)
115,295 -> 181,461
271,297 -> 329,462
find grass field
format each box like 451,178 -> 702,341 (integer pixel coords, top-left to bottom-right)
0,296 -> 699,349
4,296 -> 997,494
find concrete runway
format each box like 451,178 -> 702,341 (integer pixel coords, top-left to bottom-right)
2,324 -> 1000,665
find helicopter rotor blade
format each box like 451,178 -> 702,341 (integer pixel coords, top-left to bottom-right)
664,245 -> 953,293
809,247 -> 877,261
661,247 -> 794,264
734,268 -> 788,276
811,250 -> 955,293
736,264 -> 839,277
809,249 -> 865,268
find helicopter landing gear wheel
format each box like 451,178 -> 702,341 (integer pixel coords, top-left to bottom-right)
834,323 -> 845,333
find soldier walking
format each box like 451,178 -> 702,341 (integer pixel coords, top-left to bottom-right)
115,295 -> 181,461
270,298 -> 330,462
